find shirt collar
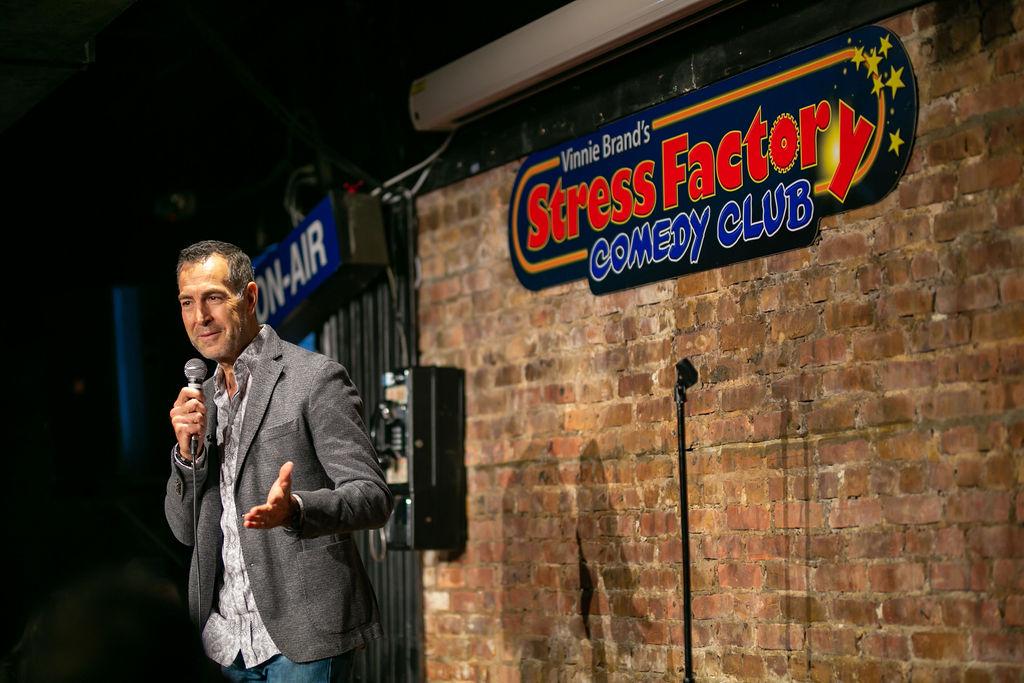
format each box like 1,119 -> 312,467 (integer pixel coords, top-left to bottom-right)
213,324 -> 268,398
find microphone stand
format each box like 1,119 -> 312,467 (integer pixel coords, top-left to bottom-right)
674,358 -> 698,683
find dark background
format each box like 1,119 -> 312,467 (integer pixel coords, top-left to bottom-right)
0,0 -> 569,660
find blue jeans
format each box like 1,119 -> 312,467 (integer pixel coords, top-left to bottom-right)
221,651 -> 354,682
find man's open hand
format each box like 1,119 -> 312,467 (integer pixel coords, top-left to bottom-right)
243,462 -> 296,529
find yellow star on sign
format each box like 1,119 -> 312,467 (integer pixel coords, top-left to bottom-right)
888,129 -> 904,155
885,65 -> 905,98
879,34 -> 893,58
871,76 -> 884,96
851,46 -> 865,71
864,49 -> 882,78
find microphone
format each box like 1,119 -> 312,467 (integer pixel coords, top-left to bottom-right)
184,358 -> 208,458
183,358 -> 208,620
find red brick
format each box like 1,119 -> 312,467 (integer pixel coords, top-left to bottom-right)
957,80 -> 1024,118
818,232 -> 869,263
804,628 -> 858,659
912,316 -> 972,351
840,466 -> 869,499
995,40 -> 1024,75
912,632 -> 968,660
931,51 -> 994,95
845,530 -> 902,558
818,438 -> 870,465
930,563 -> 971,591
941,597 -> 1002,631
933,203 -> 992,242
918,98 -> 955,135
675,328 -> 717,356
493,364 -> 521,387
771,373 -> 818,401
881,596 -> 941,626
814,564 -> 867,591
882,495 -> 943,525
718,563 -> 762,589
877,431 -> 931,461
770,308 -> 818,341
936,276 -> 999,313
600,403 -> 633,427
755,623 -> 804,650
691,593 -> 732,619
779,594 -> 825,622
702,415 -> 753,445
722,652 -> 765,679
821,366 -> 875,395
1006,596 -> 1024,627
542,383 -> 575,404
968,525 -> 1024,558
926,127 -> 985,163
797,335 -> 848,366
925,389 -> 987,421
960,155 -> 1022,194
1001,273 -> 1024,303
806,399 -> 856,432
973,308 -> 1024,342
676,270 -> 719,296
975,633 -> 1024,663
547,436 -> 583,459
833,598 -> 879,626
773,501 -> 824,529
997,193 -> 1024,230
868,562 -> 926,592
860,394 -> 916,426
900,172 -> 956,208
829,498 -> 882,529
862,632 -> 909,659
858,263 -> 882,293
853,330 -> 905,360
726,505 -> 770,530
617,372 -> 653,397
764,562 -> 809,591
879,287 -> 934,319
629,337 -> 672,366
720,259 -> 766,286
719,319 -> 766,350
911,252 -> 940,281
720,382 -> 765,412
824,300 -> 874,331
878,360 -> 936,390
946,490 -> 1012,523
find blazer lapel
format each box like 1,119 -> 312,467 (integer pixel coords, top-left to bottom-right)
234,327 -> 284,487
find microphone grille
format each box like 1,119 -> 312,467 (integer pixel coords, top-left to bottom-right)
184,358 -> 208,383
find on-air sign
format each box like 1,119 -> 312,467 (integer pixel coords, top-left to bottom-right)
508,25 -> 917,294
253,195 -> 341,327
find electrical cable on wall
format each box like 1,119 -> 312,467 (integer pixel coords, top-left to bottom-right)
373,131 -> 455,204
283,164 -> 318,227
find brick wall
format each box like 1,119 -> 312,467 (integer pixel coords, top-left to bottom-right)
414,2 -> 1023,680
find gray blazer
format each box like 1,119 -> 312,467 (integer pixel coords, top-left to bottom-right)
164,325 -> 394,662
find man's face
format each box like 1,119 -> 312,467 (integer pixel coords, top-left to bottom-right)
177,255 -> 256,364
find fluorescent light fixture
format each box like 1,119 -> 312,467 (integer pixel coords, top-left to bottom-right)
409,0 -> 731,131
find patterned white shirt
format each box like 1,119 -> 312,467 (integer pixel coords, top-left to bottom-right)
200,325 -> 282,668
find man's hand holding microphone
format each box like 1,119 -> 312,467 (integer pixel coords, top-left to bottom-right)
170,386 -> 207,461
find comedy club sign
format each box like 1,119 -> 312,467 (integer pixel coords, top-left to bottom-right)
508,26 -> 917,294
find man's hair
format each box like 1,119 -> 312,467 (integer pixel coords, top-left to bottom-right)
177,240 -> 254,294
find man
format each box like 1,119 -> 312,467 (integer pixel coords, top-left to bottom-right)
165,240 -> 393,681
